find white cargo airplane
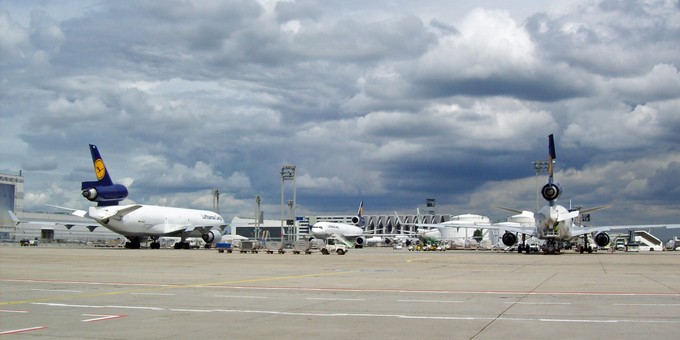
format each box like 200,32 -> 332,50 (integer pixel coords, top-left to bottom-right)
408,134 -> 680,254
311,201 -> 367,248
52,145 -> 225,249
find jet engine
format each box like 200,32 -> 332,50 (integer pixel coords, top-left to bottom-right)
201,229 -> 222,244
81,183 -> 128,204
355,236 -> 365,248
502,232 -> 517,247
351,215 -> 365,226
541,183 -> 561,201
593,232 -> 610,247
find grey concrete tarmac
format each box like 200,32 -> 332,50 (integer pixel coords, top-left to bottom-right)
1,246 -> 679,339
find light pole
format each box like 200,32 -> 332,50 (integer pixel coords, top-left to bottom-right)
280,165 -> 296,241
211,188 -> 220,214
533,160 -> 550,211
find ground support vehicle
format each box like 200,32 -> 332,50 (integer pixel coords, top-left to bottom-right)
216,242 -> 232,253
239,240 -> 262,253
265,241 -> 286,254
321,236 -> 348,255
292,240 -> 313,254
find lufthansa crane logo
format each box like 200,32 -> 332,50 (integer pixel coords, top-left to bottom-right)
94,159 -> 106,180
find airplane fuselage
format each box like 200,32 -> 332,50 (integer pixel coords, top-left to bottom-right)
311,222 -> 363,241
535,204 -> 576,241
87,204 -> 223,237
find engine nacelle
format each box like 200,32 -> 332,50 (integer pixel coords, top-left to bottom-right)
594,232 -> 610,247
355,236 -> 365,248
541,183 -> 561,201
81,183 -> 128,204
502,232 -> 517,247
201,229 -> 222,244
351,216 -> 365,226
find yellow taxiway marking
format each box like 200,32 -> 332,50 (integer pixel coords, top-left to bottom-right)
0,270 -> 350,307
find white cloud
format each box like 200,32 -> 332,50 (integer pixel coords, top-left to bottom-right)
2,0 -> 679,225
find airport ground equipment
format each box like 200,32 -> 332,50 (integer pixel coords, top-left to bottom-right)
216,242 -> 232,253
321,236 -> 348,255
265,241 -> 286,254
239,240 -> 262,253
292,240 -> 313,254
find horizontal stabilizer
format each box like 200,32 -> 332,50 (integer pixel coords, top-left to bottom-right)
580,205 -> 612,214
496,206 -> 525,215
100,205 -> 143,221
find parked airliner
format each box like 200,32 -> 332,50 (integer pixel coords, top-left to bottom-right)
73,145 -> 224,249
311,201 -> 367,248
409,134 -> 680,254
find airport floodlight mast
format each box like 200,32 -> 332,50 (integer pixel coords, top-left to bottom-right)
533,160 -> 550,211
255,195 -> 261,239
280,165 -> 296,241
212,188 -> 220,214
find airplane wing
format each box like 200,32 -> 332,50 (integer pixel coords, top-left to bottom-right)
571,224 -> 680,237
394,212 -> 537,237
8,210 -> 101,231
46,204 -> 88,217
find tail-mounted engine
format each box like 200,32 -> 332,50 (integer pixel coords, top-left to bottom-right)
201,229 -> 222,244
541,183 -> 561,202
593,232 -> 610,247
81,181 -> 128,206
502,232 -> 517,247
351,215 -> 365,226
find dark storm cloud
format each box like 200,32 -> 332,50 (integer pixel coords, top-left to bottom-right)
1,0 -> 679,226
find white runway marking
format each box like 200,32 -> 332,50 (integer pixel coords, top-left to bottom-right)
33,303 -> 164,311
507,302 -> 571,305
306,298 -> 366,301
31,289 -> 82,293
614,303 -> 680,307
81,314 -> 127,322
397,299 -> 464,303
0,326 -> 47,335
213,295 -> 267,299
31,302 -> 680,324
0,309 -> 29,313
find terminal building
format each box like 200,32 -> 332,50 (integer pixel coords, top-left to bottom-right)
1,172 -> 124,244
3,171 -> 464,244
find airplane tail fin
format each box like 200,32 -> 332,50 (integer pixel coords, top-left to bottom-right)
351,200 -> 365,226
81,144 -> 128,206
548,133 -> 556,181
541,134 -> 561,204
88,144 -> 114,186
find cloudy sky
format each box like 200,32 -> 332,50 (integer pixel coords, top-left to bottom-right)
1,0 -> 679,226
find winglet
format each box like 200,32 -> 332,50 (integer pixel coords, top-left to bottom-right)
8,210 -> 20,225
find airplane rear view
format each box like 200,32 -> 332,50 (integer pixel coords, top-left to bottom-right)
403,134 -> 680,254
